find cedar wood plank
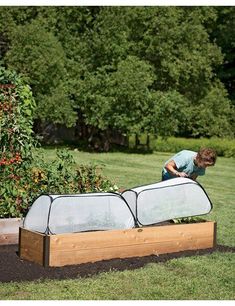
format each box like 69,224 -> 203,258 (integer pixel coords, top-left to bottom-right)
49,222 -> 215,266
19,228 -> 45,265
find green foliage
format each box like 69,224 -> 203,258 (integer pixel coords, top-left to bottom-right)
0,67 -> 36,217
0,7 -> 234,142
0,67 -> 117,218
188,82 -> 235,138
78,66 -> 113,130
109,56 -> 155,134
0,67 -> 36,160
127,7 -> 222,98
76,164 -> 118,193
210,7 -> 235,104
32,149 -> 118,195
36,84 -> 77,127
79,56 -> 155,134
172,216 -> 205,224
6,19 -> 65,93
151,90 -> 190,137
82,7 -> 130,70
0,148 -> 118,218
5,19 -> 77,127
152,136 -> 235,157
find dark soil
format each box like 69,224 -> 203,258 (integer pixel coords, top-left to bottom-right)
0,244 -> 234,283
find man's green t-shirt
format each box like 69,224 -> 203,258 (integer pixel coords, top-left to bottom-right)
162,150 -> 205,180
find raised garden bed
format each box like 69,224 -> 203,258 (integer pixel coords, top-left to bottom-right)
18,179 -> 216,267
19,220 -> 216,267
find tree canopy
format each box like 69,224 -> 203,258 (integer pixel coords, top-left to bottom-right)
0,6 -> 234,148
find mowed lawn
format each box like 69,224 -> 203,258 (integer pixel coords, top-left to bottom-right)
0,149 -> 234,300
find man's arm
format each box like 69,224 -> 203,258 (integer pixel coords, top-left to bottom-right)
165,160 -> 188,178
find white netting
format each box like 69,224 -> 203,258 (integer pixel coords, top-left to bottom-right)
48,193 -> 135,234
24,193 -> 135,234
23,195 -> 52,233
122,178 -> 211,225
23,178 -> 212,234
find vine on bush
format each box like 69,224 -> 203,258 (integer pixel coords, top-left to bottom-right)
0,67 -> 37,217
0,67 -> 118,218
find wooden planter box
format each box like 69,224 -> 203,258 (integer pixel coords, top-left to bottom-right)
19,221 -> 216,267
0,218 -> 23,245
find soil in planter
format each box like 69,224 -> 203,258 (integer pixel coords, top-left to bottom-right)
0,244 -> 234,283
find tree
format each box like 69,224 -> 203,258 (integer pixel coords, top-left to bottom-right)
78,56 -> 156,140
1,6 -> 234,145
127,7 -> 223,101
109,56 -> 156,135
188,82 -> 235,138
5,19 -> 77,127
79,7 -> 131,71
150,90 -> 190,138
210,7 -> 235,105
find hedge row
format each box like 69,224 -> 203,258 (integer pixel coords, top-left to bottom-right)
152,137 -> 235,157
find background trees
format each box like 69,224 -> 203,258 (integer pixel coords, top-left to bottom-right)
210,7 -> 235,105
5,19 -> 77,127
0,6 -> 234,150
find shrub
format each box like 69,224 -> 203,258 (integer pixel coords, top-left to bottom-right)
0,67 -> 36,217
0,148 -> 118,218
152,136 -> 235,157
0,68 -> 118,218
0,67 -> 36,160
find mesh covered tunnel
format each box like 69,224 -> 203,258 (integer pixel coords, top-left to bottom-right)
23,178 -> 213,234
23,192 -> 136,234
122,177 -> 213,226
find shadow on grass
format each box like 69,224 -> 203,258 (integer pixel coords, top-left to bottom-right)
40,141 -> 154,155
41,144 -> 154,155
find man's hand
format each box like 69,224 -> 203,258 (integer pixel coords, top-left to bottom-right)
176,171 -> 189,178
165,160 -> 189,178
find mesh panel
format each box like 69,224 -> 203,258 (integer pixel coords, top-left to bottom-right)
122,190 -> 137,218
137,182 -> 211,225
23,195 -> 52,233
133,177 -> 197,193
48,193 -> 134,234
23,179 -> 212,234
122,178 -> 212,225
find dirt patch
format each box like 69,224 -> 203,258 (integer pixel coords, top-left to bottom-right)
0,244 -> 234,283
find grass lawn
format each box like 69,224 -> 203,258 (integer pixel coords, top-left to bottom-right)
0,149 -> 234,300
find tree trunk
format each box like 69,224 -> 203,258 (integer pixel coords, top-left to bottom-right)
135,134 -> 140,148
146,134 -> 150,150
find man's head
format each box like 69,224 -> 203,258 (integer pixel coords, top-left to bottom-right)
195,148 -> 217,168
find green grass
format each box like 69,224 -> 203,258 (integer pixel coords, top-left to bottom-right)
43,148 -> 170,188
0,148 -> 234,300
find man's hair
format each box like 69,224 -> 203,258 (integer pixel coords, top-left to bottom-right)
197,147 -> 217,165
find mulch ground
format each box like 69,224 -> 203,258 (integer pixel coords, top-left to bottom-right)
0,244 -> 234,283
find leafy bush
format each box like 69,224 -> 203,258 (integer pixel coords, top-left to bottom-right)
0,148 -> 118,218
0,67 -> 118,218
152,136 -> 235,157
76,164 -> 118,193
150,90 -> 190,137
0,67 -> 36,217
188,83 -> 235,138
0,67 -> 36,160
